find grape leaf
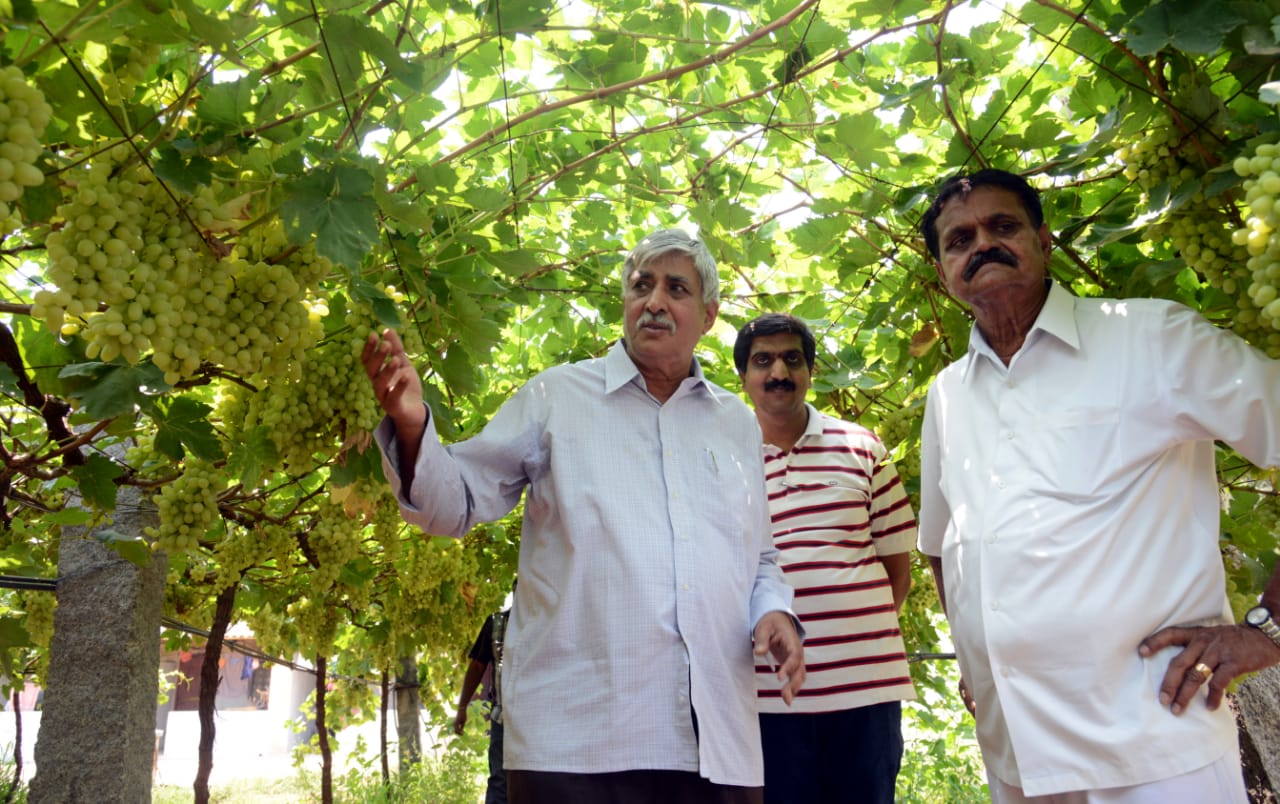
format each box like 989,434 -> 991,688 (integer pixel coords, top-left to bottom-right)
281,165 -> 381,269
59,361 -> 165,420
1124,0 -> 1246,56
153,397 -> 224,462
70,454 -> 123,511
226,426 -> 279,489
93,529 -> 152,567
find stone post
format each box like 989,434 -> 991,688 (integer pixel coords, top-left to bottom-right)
29,486 -> 165,804
1237,664 -> 1280,802
395,655 -> 422,770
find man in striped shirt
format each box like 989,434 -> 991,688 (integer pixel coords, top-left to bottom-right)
735,313 -> 918,804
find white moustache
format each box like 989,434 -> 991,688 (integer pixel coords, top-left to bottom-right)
638,312 -> 675,332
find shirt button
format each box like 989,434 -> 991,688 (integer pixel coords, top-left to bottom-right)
1005,431 -> 1015,440
1000,667 -> 1011,678
682,583 -> 691,591
990,600 -> 1000,611
986,534 -> 999,544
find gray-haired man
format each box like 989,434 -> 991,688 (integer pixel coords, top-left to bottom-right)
363,229 -> 805,802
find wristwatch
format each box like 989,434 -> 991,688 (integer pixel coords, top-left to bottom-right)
1244,605 -> 1280,649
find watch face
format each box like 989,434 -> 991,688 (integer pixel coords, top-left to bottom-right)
1247,606 -> 1271,626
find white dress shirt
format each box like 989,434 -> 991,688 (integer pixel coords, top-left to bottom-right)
919,282 -> 1280,795
374,340 -> 794,787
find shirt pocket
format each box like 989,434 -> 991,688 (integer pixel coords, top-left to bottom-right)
1025,406 -> 1121,499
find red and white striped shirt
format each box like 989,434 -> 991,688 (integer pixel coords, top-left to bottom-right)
756,404 -> 918,714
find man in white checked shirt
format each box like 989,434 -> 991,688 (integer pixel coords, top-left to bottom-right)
734,313 -> 918,804
362,229 -> 805,804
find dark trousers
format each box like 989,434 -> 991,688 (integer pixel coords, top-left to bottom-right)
759,701 -> 903,804
486,721 -> 507,804
508,769 -> 764,804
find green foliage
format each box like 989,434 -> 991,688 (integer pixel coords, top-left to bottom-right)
332,745 -> 485,803
899,680 -> 989,803
1,0 -> 1279,792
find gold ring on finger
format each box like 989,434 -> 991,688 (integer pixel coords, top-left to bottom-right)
1192,662 -> 1212,681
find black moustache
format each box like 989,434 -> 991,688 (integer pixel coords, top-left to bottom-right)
764,379 -> 796,392
962,248 -> 1017,281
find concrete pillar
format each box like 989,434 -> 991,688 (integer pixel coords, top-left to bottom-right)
284,659 -> 318,748
1236,664 -> 1280,799
28,485 -> 166,804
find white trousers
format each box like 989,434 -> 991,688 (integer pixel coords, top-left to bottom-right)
987,750 -> 1248,804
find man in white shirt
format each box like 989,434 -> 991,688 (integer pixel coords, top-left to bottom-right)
362,229 -> 804,803
917,168 -> 1280,803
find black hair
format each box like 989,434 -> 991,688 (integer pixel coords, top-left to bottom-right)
920,168 -> 1045,260
733,313 -> 817,374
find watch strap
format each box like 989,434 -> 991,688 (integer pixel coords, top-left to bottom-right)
1247,606 -> 1280,650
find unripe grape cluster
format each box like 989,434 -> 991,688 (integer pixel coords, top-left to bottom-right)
147,459 -> 225,554
1113,84 -> 1280,353
304,498 -> 364,591
286,595 -> 339,658
220,294 -> 396,470
212,522 -> 295,592
98,41 -> 160,108
1231,142 -> 1280,353
0,66 -> 53,226
17,589 -> 55,682
32,153 -> 331,384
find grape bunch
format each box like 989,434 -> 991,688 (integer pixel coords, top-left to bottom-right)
220,292 -> 397,470
33,148 -> 225,370
0,66 -> 53,228
1231,142 -> 1280,353
287,594 -> 338,658
32,153 -> 333,384
303,498 -> 364,591
17,589 -> 55,682
98,41 -> 160,108
146,459 -> 225,554
211,522 -> 295,592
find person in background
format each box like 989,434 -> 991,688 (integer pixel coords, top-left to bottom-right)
455,582 -> 515,804
735,313 -> 917,804
363,228 -> 804,803
917,167 -> 1280,803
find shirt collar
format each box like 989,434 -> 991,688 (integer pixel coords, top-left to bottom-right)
604,339 -> 712,399
799,402 -> 823,439
959,280 -> 1079,382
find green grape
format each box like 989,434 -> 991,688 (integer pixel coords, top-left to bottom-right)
38,158 -> 331,383
18,590 -> 55,683
146,459 -> 225,555
0,66 -> 53,230
1231,141 -> 1280,353
97,40 -> 160,107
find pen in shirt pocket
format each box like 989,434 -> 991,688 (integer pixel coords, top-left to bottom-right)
704,447 -> 719,474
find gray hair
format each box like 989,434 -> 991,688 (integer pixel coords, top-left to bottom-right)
621,229 -> 720,304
